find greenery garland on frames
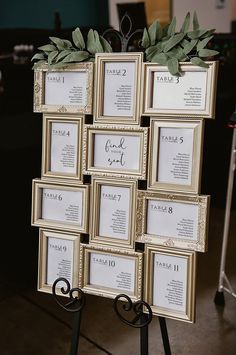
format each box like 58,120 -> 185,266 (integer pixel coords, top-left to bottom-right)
31,11 -> 219,75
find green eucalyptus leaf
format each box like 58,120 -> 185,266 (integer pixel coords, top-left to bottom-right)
55,49 -> 73,63
198,48 -> 219,57
38,44 -> 57,52
180,12 -> 190,33
141,28 -> 150,49
190,57 -> 209,68
151,53 -> 168,65
72,27 -> 85,49
187,29 -> 208,40
180,38 -> 190,47
197,36 -> 213,51
33,60 -> 46,69
183,39 -> 198,54
145,44 -> 162,61
99,36 -> 112,52
166,46 -> 187,60
148,20 -> 162,45
49,37 -> 64,50
87,29 -> 103,54
201,29 -> 215,38
31,53 -> 45,61
48,50 -> 58,64
193,11 -> 199,30
94,30 -> 104,52
167,57 -> 180,76
62,51 -> 90,63
162,23 -> 169,38
167,16 -> 176,36
164,33 -> 185,53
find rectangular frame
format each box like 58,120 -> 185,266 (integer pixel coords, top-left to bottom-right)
142,61 -> 218,119
42,113 -> 83,182
148,118 -> 204,193
136,191 -> 210,252
83,124 -> 148,180
79,244 -> 143,301
144,245 -> 196,323
31,178 -> 89,233
94,52 -> 143,124
38,228 -> 80,297
90,177 -> 137,248
33,62 -> 93,114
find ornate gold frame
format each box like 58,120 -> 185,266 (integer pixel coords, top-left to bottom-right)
94,52 -> 143,124
136,191 -> 210,252
33,62 -> 93,114
83,124 -> 148,179
144,245 -> 196,323
79,244 -> 143,301
42,113 -> 83,182
142,61 -> 218,119
148,118 -> 204,193
90,177 -> 137,248
38,228 -> 80,297
31,178 -> 89,233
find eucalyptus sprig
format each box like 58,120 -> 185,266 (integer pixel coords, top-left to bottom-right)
31,27 -> 112,68
141,11 -> 219,75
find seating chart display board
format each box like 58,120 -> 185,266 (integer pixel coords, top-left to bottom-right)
32,55 -> 218,323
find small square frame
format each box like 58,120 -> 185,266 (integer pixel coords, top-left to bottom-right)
33,62 -> 93,114
136,191 -> 210,252
38,228 -> 80,297
31,178 -> 89,233
90,177 -> 137,248
144,245 -> 196,323
148,118 -> 204,193
94,52 -> 143,124
142,61 -> 218,119
79,244 -> 143,301
42,113 -> 83,182
83,124 -> 148,180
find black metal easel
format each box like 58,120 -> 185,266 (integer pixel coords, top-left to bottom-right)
52,278 -> 85,355
113,294 -> 171,355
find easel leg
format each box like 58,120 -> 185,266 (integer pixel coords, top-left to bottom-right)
158,317 -> 171,355
140,313 -> 149,355
70,310 -> 82,355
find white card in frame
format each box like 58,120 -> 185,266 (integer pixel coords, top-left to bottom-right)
42,114 -> 83,182
83,124 -> 148,180
33,62 -> 93,114
79,244 -> 143,301
144,245 -> 196,323
90,177 -> 137,248
136,191 -> 210,252
31,179 -> 89,233
142,61 -> 218,119
148,118 -> 204,194
38,228 -> 80,297
94,52 -> 143,124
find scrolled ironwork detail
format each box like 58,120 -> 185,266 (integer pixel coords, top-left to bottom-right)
52,277 -> 85,313
113,294 -> 153,328
102,13 -> 143,52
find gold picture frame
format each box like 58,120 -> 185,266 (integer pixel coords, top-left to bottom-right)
33,62 -> 93,114
142,61 -> 218,119
148,118 -> 204,193
83,124 -> 148,180
94,52 -> 143,124
38,228 -> 80,297
90,177 -> 137,248
144,245 -> 196,323
42,113 -> 83,182
79,244 -> 143,301
136,191 -> 210,252
31,178 -> 89,233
